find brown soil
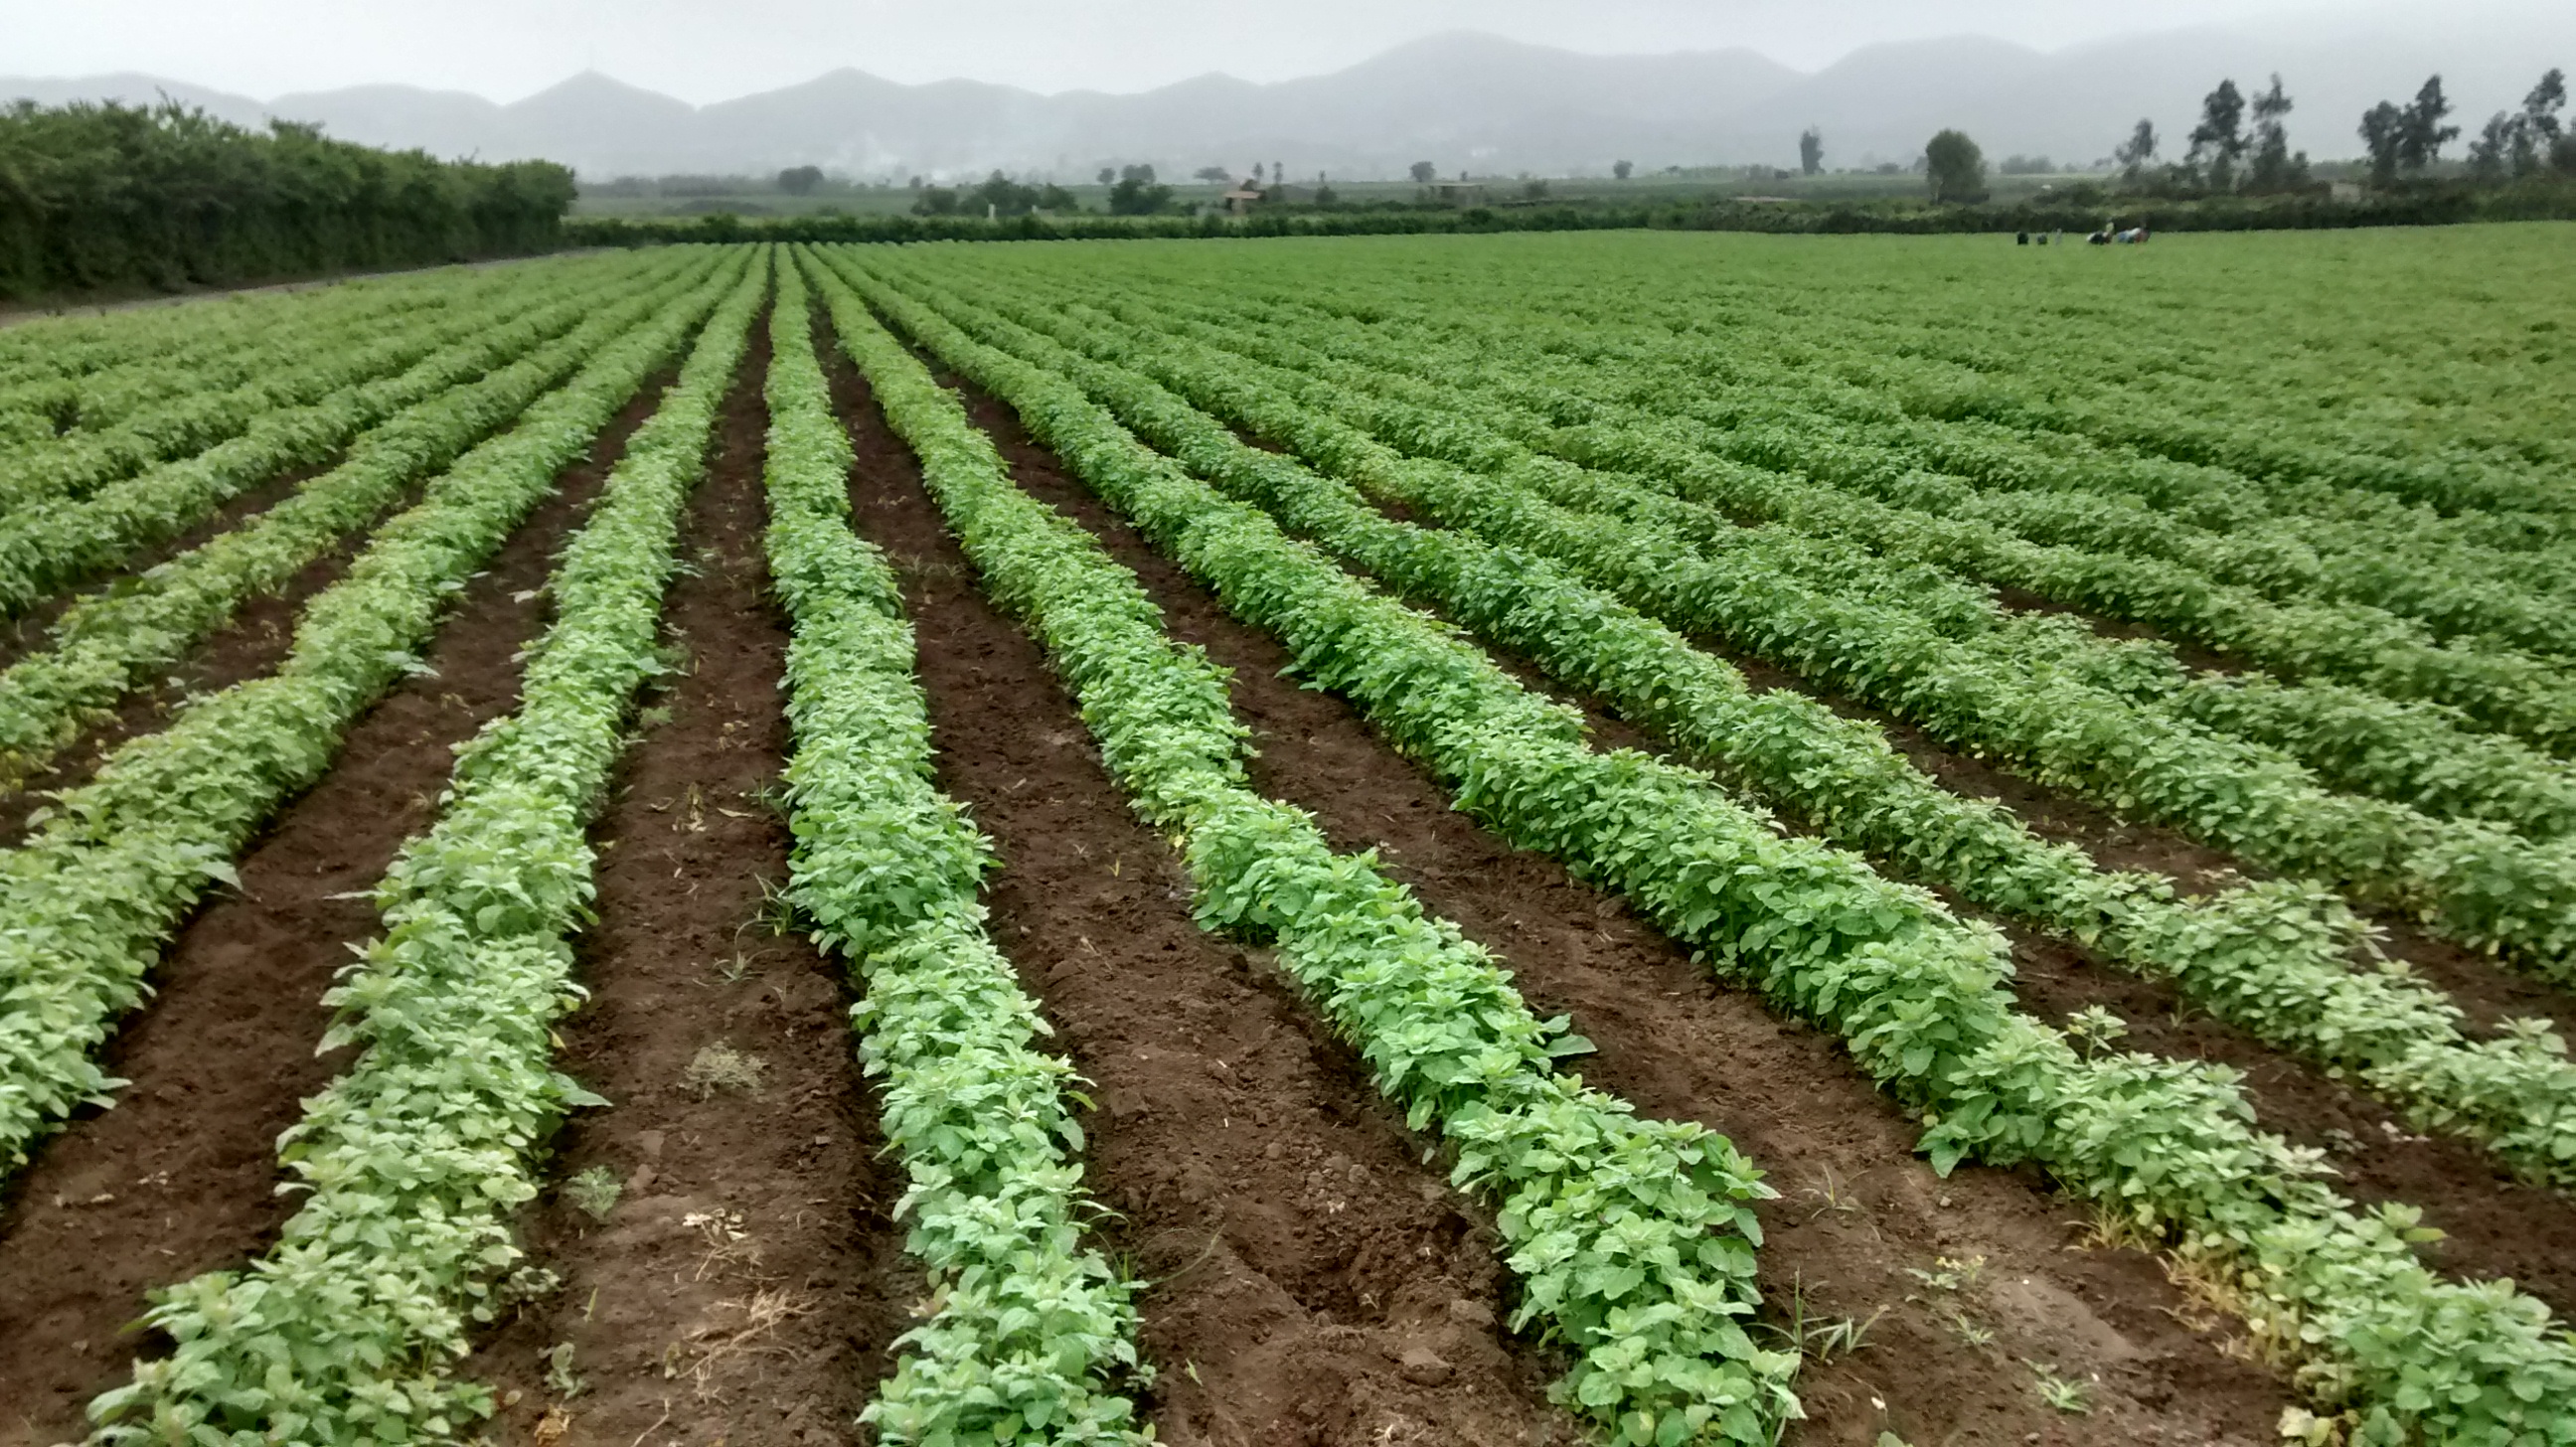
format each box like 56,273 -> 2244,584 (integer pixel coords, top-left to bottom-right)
919,367 -> 2292,1447
0,373 -> 673,1447
463,316 -> 913,1447
827,338 -> 1575,1447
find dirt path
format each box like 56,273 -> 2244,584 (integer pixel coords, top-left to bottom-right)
0,373 -> 671,1447
922,375 -> 2291,1447
462,318 -> 912,1447
827,342 -> 1573,1447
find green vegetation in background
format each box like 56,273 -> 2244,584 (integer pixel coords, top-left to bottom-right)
0,99 -> 575,302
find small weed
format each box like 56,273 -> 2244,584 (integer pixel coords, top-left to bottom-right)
685,1042 -> 767,1098
542,1341 -> 582,1398
1943,1306 -> 1996,1349
1876,1434 -> 1915,1447
2025,1361 -> 2093,1414
752,874 -> 801,937
1766,1275 -> 1883,1363
564,1166 -> 623,1221
1903,1252 -> 1986,1294
492,1265 -> 562,1312
635,704 -> 675,730
710,951 -> 752,984
1803,1167 -> 1863,1222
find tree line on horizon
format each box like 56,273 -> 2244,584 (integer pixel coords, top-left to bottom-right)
0,97 -> 574,300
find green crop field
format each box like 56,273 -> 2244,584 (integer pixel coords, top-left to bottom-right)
0,226 -> 2571,1447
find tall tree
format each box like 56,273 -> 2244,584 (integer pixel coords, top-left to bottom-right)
2186,79 -> 2249,190
1798,127 -> 1824,175
2517,69 -> 2568,175
2113,118 -> 2159,182
2469,113 -> 2515,182
2359,100 -> 2407,185
1408,160 -> 1436,184
1613,159 -> 1634,180
2245,75 -> 2304,192
1923,129 -> 1986,203
2397,75 -> 2460,172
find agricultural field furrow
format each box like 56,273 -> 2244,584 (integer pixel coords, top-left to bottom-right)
968,263 -> 2576,847
0,225 -> 2566,1447
0,252 -> 743,1180
817,252 -> 1805,1446
824,243 -> 2576,1446
861,259 -> 2576,1205
0,252 -> 706,618
1176,283 -> 2576,711
927,260 -> 2576,985
0,256 -> 724,794
0,259 -> 593,516
87,253 -> 768,1442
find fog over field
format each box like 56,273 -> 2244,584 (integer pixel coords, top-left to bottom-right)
7,0 -> 2572,177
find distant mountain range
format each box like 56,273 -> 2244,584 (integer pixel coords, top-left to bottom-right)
9,17 -> 2573,182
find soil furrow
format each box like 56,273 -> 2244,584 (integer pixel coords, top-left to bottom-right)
461,318 -> 911,1447
0,374 -> 672,1447
826,341 -> 1572,1447
933,379 -> 2293,1447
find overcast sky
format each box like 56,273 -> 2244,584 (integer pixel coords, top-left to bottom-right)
3,0 -> 2472,104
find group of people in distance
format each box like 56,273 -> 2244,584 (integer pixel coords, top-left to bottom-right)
2014,226 -> 2152,245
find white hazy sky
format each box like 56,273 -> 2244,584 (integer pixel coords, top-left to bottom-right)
0,0 -> 2423,104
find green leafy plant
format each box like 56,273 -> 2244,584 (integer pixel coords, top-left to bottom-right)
564,1166 -> 624,1221
812,248 -> 1800,1447
86,248 -> 768,1444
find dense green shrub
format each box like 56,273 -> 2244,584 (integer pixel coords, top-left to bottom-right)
0,99 -> 574,299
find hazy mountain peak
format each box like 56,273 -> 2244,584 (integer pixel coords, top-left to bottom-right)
6,16 -> 2570,179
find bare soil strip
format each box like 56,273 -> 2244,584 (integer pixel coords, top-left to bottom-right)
826,345 -> 1574,1447
931,377 -> 2293,1447
461,322 -> 913,1447
0,377 -> 671,1447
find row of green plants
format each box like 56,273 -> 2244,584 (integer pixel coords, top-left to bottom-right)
0,252 -> 683,615
1125,285 -> 2576,812
0,266 -> 487,451
0,259 -> 493,402
827,248 -> 2576,1446
1222,280 -> 2576,638
0,262 -> 551,514
0,251 -> 716,791
808,250 -> 1805,1447
87,250 -> 767,1444
876,259 -> 2576,1195
1348,236 -> 2575,539
764,259 -> 1150,1443
0,252 -> 742,1182
1010,279 -> 2576,980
